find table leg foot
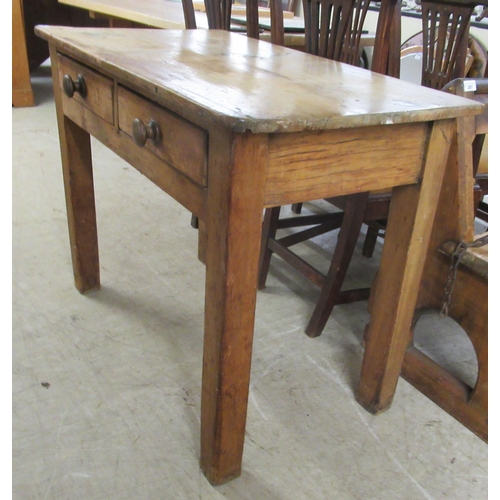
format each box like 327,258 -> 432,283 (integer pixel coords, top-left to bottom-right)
356,397 -> 395,416
201,464 -> 242,487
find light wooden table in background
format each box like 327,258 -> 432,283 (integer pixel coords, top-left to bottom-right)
59,0 -> 310,47
61,0 -> 206,28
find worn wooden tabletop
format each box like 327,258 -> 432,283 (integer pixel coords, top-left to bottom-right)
36,27 -> 481,133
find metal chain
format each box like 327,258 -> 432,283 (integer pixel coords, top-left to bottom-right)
439,234 -> 488,317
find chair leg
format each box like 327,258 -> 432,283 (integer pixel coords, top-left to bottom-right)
476,200 -> 488,223
191,214 -> 199,228
198,219 -> 208,264
258,207 -> 281,289
362,225 -> 379,258
305,192 -> 369,338
291,203 -> 303,214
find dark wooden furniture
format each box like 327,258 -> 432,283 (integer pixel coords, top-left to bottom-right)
186,0 -> 285,65
258,0 -> 401,337
36,25 -> 480,484
259,0 -> 487,339
420,0 -> 486,89
363,0 -> 488,255
182,0 -> 285,58
182,0 -> 234,30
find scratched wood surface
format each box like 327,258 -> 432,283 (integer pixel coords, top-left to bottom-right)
35,27 -> 482,134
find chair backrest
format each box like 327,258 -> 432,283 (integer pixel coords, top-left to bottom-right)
204,0 -> 233,30
181,0 -> 198,29
419,0 -> 487,89
302,0 -> 401,76
181,0 -> 285,46
302,0 -> 368,63
181,0 -> 233,30
371,0 -> 401,77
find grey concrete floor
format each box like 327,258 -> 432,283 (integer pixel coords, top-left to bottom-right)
13,62 -> 487,499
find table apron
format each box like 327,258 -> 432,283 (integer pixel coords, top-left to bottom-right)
63,93 -> 431,218
264,122 -> 430,207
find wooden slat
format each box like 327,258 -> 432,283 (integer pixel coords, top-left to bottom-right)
193,1 -> 294,18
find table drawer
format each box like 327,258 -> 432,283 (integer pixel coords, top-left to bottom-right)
117,86 -> 208,186
57,54 -> 114,124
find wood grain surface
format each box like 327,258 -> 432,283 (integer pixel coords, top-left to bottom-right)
35,27 -> 482,133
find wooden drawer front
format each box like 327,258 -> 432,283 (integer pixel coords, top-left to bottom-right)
118,86 -> 208,186
57,54 -> 114,124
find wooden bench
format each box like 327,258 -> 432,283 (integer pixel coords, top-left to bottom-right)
403,233 -> 488,441
367,78 -> 488,441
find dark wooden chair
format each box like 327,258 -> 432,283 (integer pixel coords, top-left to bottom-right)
363,0 -> 488,255
182,0 -> 285,45
258,0 -> 487,339
258,0 -> 401,337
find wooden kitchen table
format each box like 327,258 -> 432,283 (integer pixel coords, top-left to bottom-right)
35,26 -> 482,485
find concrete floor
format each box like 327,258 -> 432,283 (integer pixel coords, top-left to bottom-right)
13,62 -> 487,499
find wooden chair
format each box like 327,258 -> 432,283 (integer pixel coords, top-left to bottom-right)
182,0 -> 285,45
391,77 -> 488,441
258,0 -> 487,339
258,0 -> 401,337
363,0 -> 488,255
181,0 -> 232,30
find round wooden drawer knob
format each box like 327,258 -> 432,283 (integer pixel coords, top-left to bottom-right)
132,119 -> 160,147
62,74 -> 87,98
